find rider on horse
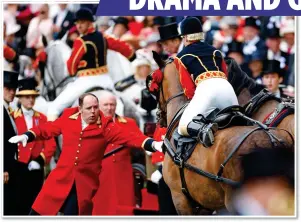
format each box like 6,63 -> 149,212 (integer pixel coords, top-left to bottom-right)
47,8 -> 137,120
175,17 -> 238,147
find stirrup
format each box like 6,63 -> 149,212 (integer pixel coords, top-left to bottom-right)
198,123 -> 218,148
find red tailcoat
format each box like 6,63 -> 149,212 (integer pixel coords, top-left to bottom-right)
29,107 -> 151,215
13,109 -> 56,164
92,116 -> 143,215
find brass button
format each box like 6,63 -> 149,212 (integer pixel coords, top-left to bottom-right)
74,162 -> 77,166
18,156 -> 20,159
80,132 -> 83,135
77,150 -> 80,153
75,157 -> 79,160
113,154 -> 115,157
79,138 -> 82,141
78,144 -> 81,147
30,148 -> 32,151
18,149 -> 20,152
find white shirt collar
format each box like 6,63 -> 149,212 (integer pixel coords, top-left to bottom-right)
273,89 -> 281,98
21,105 -> 34,117
81,116 -> 89,130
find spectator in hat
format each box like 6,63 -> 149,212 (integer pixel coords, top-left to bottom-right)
242,17 -> 267,64
3,70 -> 19,215
13,78 -> 56,215
226,41 -> 251,76
248,53 -> 264,84
52,4 -> 75,40
157,22 -> 183,57
265,23 -> 290,76
112,17 -> 129,38
261,60 -> 286,99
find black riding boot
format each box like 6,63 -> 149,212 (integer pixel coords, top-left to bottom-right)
186,115 -> 218,148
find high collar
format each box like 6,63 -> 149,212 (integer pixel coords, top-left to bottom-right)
83,26 -> 96,35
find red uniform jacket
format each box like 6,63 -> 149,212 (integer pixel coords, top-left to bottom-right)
13,109 -> 56,164
67,27 -> 135,76
92,116 -> 143,215
27,107 -> 153,215
4,44 -> 17,62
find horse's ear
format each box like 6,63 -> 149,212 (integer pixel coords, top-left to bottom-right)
42,35 -> 48,48
152,51 -> 165,69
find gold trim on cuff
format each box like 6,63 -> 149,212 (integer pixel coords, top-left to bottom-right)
141,138 -> 150,149
28,130 -> 36,138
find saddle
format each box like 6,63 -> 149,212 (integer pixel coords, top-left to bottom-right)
172,105 -> 253,161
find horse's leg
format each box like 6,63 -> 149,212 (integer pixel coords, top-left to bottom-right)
170,191 -> 193,215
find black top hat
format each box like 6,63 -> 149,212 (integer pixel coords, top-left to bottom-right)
226,41 -> 243,55
153,16 -> 165,26
180,17 -> 203,36
266,25 -> 280,38
241,147 -> 294,187
187,16 -> 203,25
113,17 -> 129,30
158,23 -> 181,42
4,70 -> 19,89
75,8 -> 94,22
262,60 -> 284,77
244,17 -> 260,29
16,78 -> 39,97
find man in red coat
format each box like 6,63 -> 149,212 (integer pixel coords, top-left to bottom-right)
13,78 -> 56,215
9,93 -> 162,215
92,91 -> 144,215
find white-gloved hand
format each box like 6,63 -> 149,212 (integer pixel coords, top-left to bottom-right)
28,161 -> 41,171
8,135 -> 29,147
152,141 -> 163,152
150,170 -> 162,185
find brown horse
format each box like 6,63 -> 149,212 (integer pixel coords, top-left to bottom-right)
151,56 -> 294,215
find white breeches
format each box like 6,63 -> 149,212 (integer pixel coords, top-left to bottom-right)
47,74 -> 114,117
178,78 -> 238,135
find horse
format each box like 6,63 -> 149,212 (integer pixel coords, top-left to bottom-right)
225,58 -> 295,140
150,52 -> 294,215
